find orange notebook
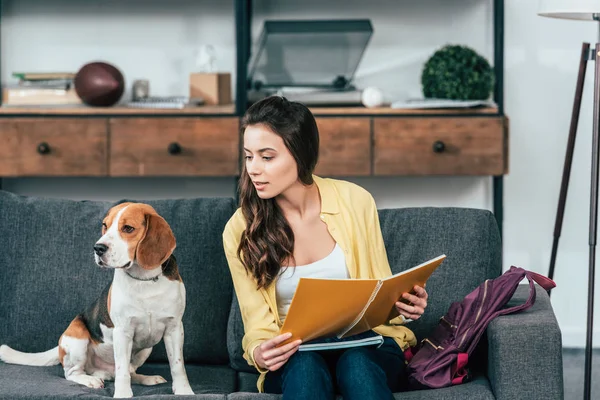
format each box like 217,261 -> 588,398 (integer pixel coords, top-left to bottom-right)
279,254 -> 446,346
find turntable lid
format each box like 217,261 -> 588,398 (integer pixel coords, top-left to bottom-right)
247,19 -> 373,89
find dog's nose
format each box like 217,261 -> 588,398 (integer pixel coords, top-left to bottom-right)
94,243 -> 108,256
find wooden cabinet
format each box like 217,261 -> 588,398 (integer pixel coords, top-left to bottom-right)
109,118 -> 239,176
373,117 -> 508,175
314,117 -> 371,176
0,118 -> 107,176
0,113 -> 508,178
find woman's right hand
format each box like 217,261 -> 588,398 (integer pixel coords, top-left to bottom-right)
253,332 -> 302,371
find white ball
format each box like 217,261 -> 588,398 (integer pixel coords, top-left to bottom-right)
361,87 -> 384,108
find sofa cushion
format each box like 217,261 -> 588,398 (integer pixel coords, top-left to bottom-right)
0,190 -> 236,365
391,376 -> 495,400
236,371 -> 260,393
0,362 -> 233,399
228,375 -> 494,399
228,292 -> 257,373
227,207 -> 502,371
378,207 -> 502,342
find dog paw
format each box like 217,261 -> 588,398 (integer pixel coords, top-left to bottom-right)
113,386 -> 133,398
87,377 -> 105,389
136,374 -> 167,386
173,383 -> 194,395
70,375 -> 104,389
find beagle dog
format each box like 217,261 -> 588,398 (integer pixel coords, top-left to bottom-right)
0,202 -> 194,398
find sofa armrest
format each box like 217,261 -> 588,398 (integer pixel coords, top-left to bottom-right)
486,284 -> 564,400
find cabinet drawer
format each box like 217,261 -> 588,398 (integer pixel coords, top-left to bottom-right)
314,118 -> 371,176
0,118 -> 107,176
374,117 -> 507,175
109,118 -> 239,176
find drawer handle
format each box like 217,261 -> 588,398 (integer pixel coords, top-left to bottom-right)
432,140 -> 446,153
37,142 -> 51,155
168,142 -> 182,155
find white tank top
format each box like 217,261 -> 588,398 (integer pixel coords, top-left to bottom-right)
276,243 -> 349,323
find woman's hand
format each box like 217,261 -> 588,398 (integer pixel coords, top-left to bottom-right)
395,285 -> 428,321
253,333 -> 302,371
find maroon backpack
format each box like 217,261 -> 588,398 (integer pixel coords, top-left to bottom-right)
405,266 -> 556,390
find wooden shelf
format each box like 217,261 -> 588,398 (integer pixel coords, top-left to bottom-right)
0,104 -> 236,116
0,104 -> 499,117
309,106 -> 499,116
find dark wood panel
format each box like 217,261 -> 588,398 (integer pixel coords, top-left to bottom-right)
374,117 -> 508,176
314,118 -> 371,176
110,117 -> 239,176
0,118 -> 107,176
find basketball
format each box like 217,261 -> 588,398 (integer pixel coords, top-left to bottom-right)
74,62 -> 125,107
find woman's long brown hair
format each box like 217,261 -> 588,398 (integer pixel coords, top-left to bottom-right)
237,96 -> 319,290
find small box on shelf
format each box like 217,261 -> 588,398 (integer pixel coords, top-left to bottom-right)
189,73 -> 231,106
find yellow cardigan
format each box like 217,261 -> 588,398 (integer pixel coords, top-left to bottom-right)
222,175 -> 417,392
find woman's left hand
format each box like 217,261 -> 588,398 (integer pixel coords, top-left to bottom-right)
395,285 -> 428,321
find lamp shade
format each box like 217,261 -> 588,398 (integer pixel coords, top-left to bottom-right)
538,0 -> 600,20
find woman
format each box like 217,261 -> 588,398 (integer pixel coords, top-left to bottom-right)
223,96 -> 428,400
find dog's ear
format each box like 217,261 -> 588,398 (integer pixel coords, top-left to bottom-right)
136,212 -> 176,270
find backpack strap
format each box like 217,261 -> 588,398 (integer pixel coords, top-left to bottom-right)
497,268 -> 556,316
464,267 -> 556,355
528,270 -> 556,291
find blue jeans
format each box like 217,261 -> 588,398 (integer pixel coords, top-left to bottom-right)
263,337 -> 407,400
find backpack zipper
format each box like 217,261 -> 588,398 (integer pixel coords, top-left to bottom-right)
422,338 -> 444,351
458,279 -> 489,349
440,316 -> 457,329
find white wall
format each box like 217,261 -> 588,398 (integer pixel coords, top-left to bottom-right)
0,0 -> 237,101
504,1 -> 599,349
0,0 -> 593,347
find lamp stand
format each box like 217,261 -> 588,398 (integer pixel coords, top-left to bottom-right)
548,38 -> 600,400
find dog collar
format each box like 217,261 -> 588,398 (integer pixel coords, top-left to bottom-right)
125,270 -> 160,282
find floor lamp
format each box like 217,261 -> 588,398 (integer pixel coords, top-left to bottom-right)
539,1 -> 600,399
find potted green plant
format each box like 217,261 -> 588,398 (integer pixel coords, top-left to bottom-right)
421,44 -> 494,100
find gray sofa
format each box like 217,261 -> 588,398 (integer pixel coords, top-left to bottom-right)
0,190 -> 563,399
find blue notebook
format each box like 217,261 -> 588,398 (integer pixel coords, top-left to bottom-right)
298,330 -> 384,352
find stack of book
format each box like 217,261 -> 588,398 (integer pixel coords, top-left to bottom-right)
2,72 -> 82,107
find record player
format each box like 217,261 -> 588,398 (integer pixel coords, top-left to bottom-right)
247,19 -> 373,107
